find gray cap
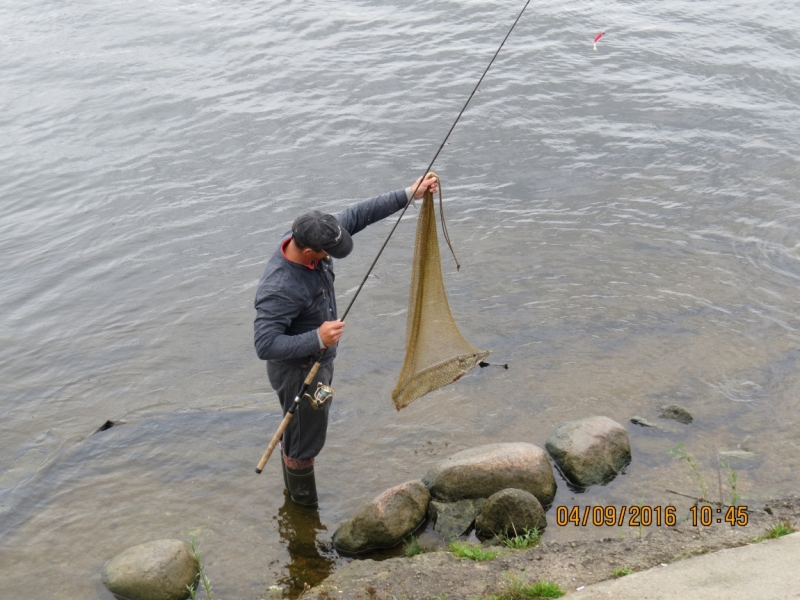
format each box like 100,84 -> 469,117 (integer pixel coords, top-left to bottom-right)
292,210 -> 353,259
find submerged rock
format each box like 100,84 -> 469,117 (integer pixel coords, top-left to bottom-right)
332,480 -> 430,554
630,415 -> 658,428
101,539 -> 198,600
475,488 -> 546,538
428,498 -> 486,541
422,443 -> 556,507
719,449 -> 755,459
545,416 -> 631,487
660,404 -> 693,424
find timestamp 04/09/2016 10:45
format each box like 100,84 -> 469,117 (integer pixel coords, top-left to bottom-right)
555,505 -> 749,527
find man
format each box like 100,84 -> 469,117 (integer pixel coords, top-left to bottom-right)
254,174 -> 439,507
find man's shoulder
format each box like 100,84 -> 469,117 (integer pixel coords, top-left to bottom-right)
256,234 -> 313,299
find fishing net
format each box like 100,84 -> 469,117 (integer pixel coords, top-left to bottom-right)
391,188 -> 490,410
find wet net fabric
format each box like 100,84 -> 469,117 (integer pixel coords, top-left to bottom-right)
391,191 -> 490,410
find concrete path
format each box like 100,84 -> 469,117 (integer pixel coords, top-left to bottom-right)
569,532 -> 800,599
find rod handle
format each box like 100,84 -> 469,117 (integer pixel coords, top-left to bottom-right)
303,361 -> 321,386
255,410 -> 294,474
255,358 -> 322,474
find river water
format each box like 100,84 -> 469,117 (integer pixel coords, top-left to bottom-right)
2,0 -> 799,597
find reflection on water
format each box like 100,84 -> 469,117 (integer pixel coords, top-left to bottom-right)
275,494 -> 337,597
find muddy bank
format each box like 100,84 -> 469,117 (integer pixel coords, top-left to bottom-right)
305,495 -> 800,600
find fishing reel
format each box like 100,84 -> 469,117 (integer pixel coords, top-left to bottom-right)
304,382 -> 335,410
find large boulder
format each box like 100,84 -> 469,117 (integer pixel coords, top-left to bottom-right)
475,488 -> 547,537
422,443 -> 556,506
101,539 -> 198,600
545,416 -> 631,487
428,498 -> 486,541
332,480 -> 430,554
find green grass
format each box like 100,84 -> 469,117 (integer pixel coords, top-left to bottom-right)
502,527 -> 542,550
186,539 -> 216,600
448,541 -> 498,561
719,460 -> 740,505
612,567 -> 633,578
670,443 -> 708,503
478,574 -> 565,599
755,521 -> 795,542
404,536 -> 423,557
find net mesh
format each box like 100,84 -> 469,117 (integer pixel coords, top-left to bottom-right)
391,190 -> 490,410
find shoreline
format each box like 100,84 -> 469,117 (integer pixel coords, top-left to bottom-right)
306,494 -> 800,600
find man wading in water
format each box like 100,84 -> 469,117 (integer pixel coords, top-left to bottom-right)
254,174 -> 439,507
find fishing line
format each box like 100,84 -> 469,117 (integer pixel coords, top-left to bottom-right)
592,0 -> 608,52
340,0 -> 532,322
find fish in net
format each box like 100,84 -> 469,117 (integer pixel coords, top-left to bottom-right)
391,186 -> 490,410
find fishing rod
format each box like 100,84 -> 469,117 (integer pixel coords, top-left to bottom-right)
256,0 -> 531,474
341,0 -> 531,321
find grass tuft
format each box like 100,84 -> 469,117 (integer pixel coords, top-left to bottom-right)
448,541 -> 498,561
755,521 -> 795,542
670,443 -> 708,503
404,536 -> 423,557
612,567 -> 633,578
719,460 -> 740,506
502,527 -> 542,550
186,539 -> 217,600
479,574 -> 565,599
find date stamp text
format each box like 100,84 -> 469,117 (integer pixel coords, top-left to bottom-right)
555,505 -> 749,527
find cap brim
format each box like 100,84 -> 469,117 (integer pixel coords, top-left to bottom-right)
323,228 -> 353,259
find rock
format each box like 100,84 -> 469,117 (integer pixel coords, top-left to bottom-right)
545,416 -> 631,487
660,404 -> 693,424
422,443 -> 557,506
474,489 -> 546,538
415,528 -> 447,552
630,415 -> 657,428
428,498 -> 486,541
719,449 -> 755,459
332,480 -> 430,554
101,539 -> 198,600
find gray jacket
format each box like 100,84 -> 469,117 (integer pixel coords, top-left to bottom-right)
254,189 -> 409,368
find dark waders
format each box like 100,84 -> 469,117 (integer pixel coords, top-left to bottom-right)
257,356 -> 333,508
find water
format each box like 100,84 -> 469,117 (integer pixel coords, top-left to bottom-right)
1,0 -> 799,597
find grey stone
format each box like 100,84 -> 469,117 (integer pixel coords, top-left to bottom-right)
660,404 -> 693,424
545,416 -> 631,487
630,415 -> 657,428
101,539 -> 198,600
428,498 -> 486,540
474,488 -> 547,538
421,443 -> 557,506
332,480 -> 430,554
415,528 -> 447,552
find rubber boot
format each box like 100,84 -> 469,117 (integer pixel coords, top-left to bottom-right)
280,452 -> 290,491
285,465 -> 318,508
